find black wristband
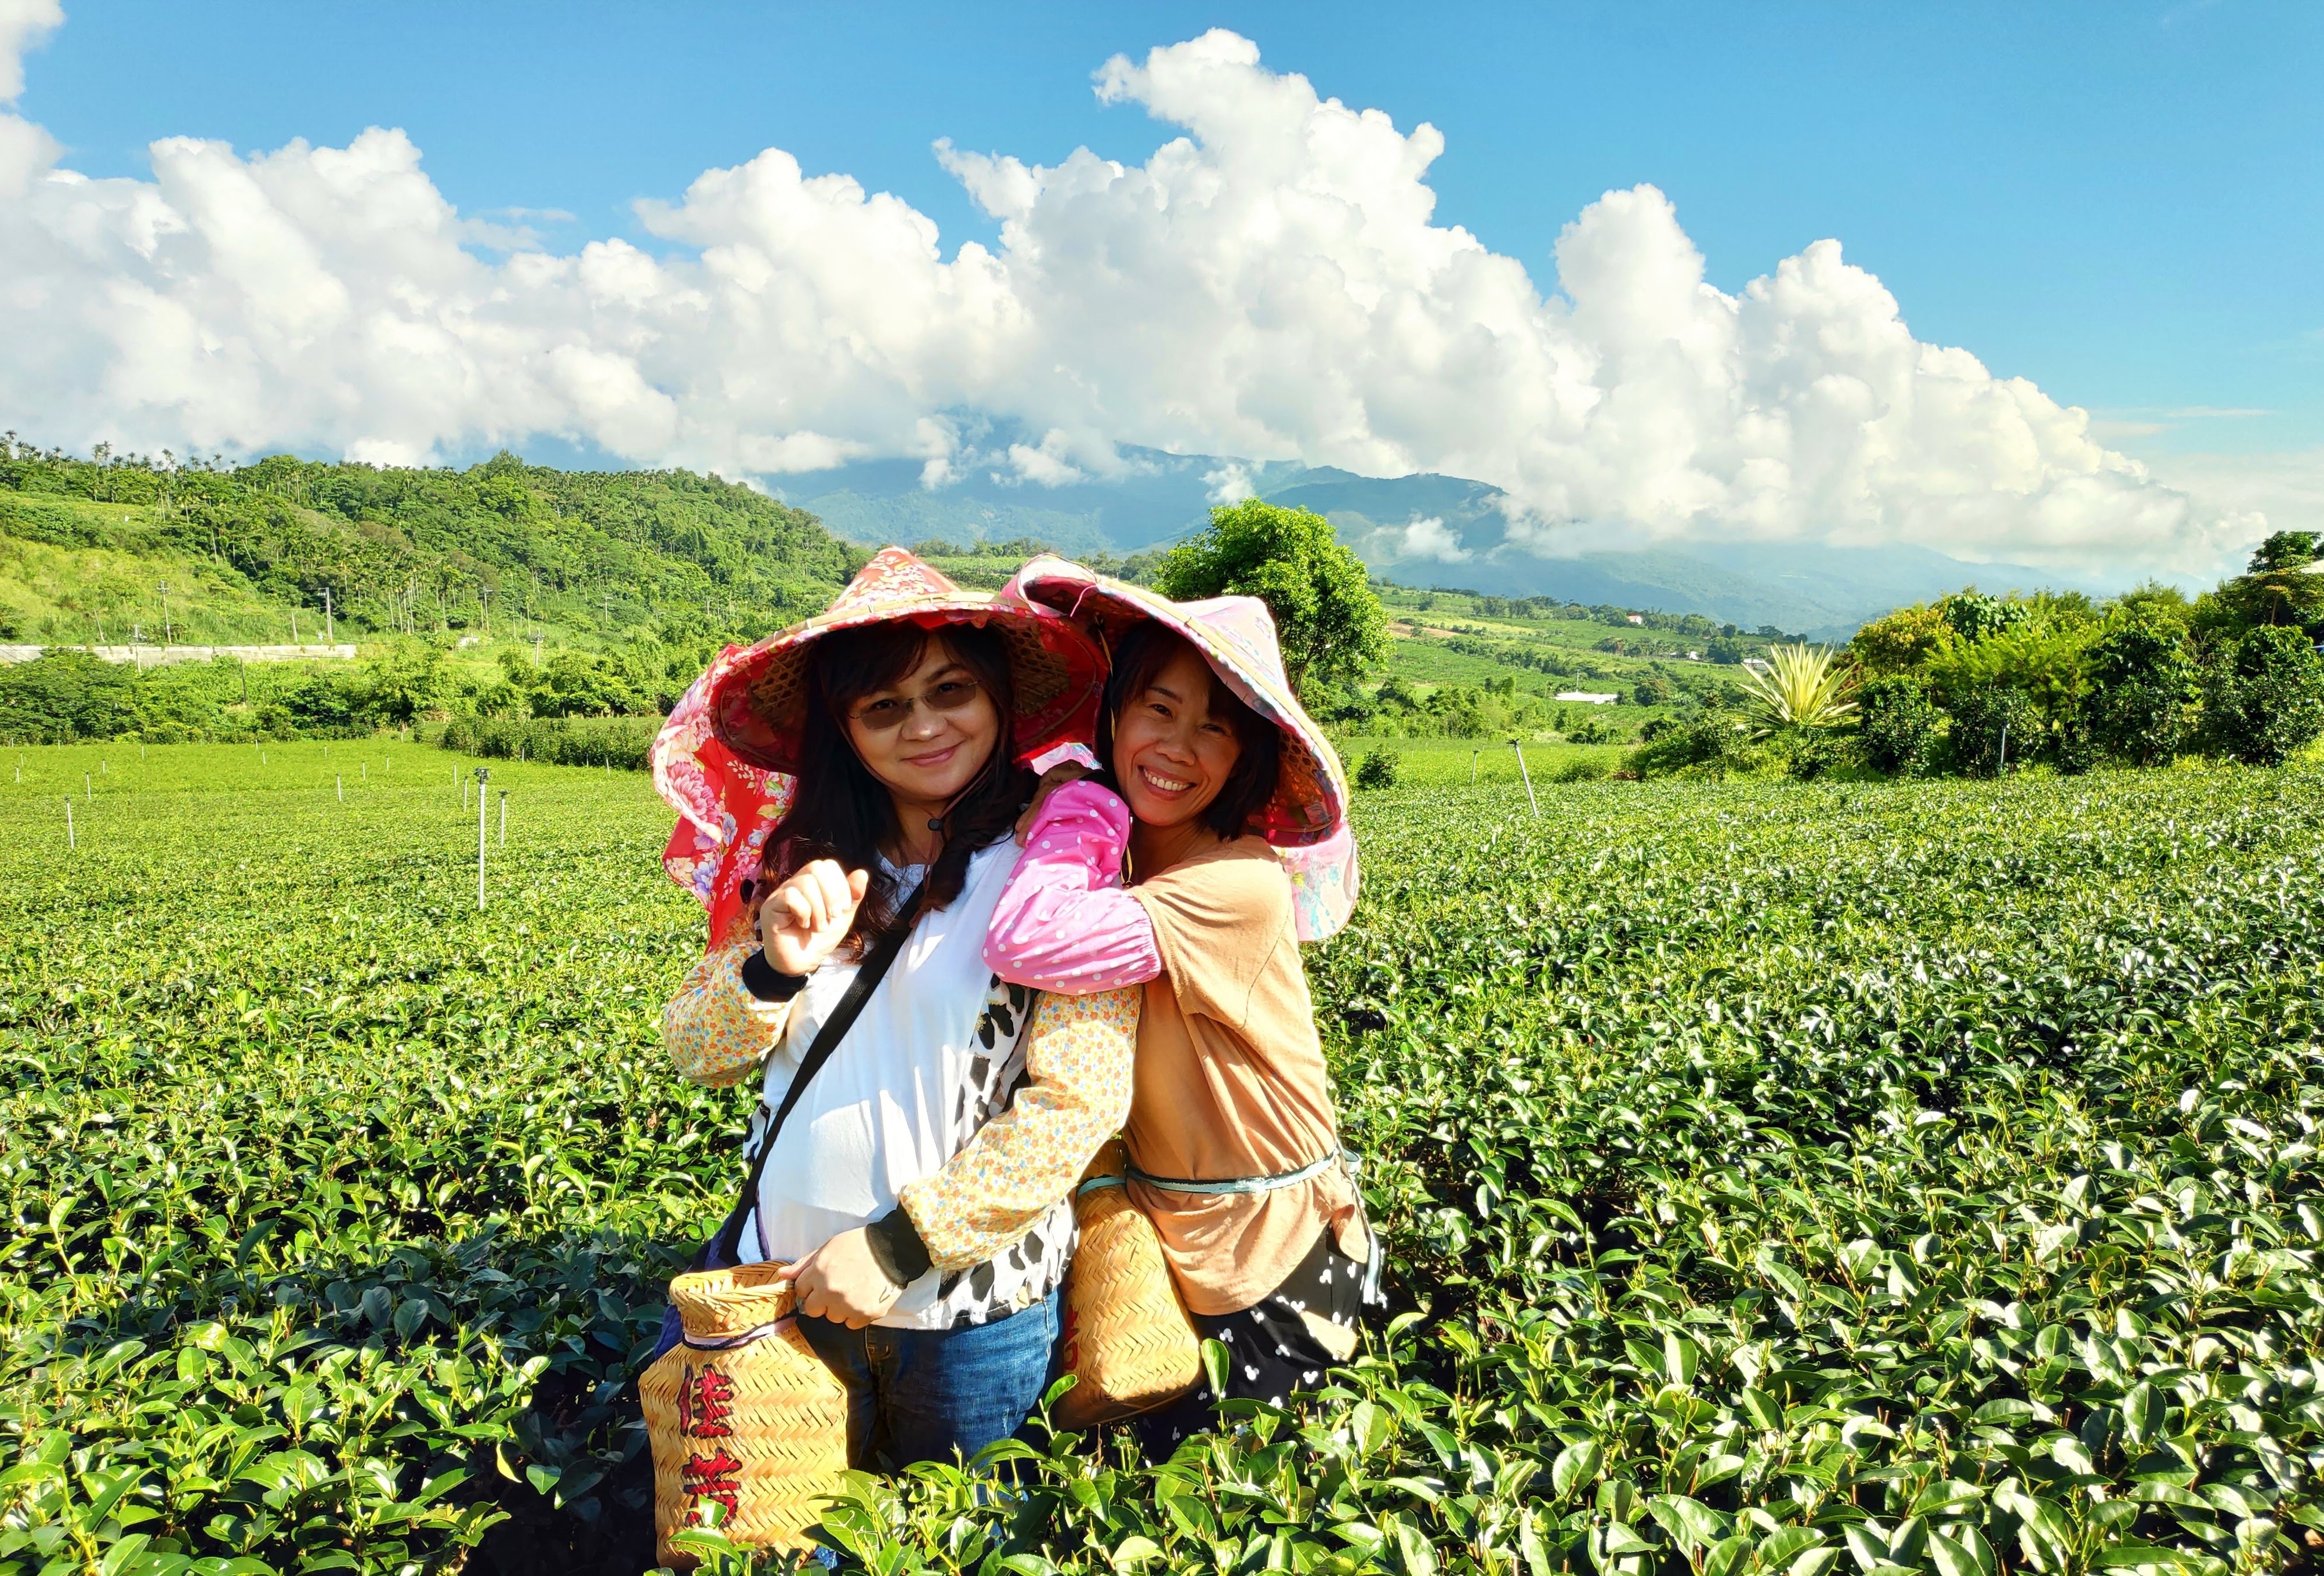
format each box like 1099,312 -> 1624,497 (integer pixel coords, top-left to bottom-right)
864,1205 -> 933,1288
739,950 -> 808,1003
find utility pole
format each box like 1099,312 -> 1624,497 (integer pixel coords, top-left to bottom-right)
476,767 -> 491,909
157,582 -> 171,647
323,587 -> 334,643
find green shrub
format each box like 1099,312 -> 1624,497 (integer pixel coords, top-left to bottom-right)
439,712 -> 657,769
0,651 -> 140,742
1623,710 -> 1767,778
2203,625 -> 2324,766
2082,609 -> 2198,767
1942,683 -> 2040,776
1780,726 -> 1857,781
1855,674 -> 1941,774
1354,749 -> 1400,789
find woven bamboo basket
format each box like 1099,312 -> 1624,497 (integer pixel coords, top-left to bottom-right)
640,1263 -> 849,1566
1056,1139 -> 1201,1428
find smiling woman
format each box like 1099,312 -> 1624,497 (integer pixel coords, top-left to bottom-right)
978,563 -> 1378,1456
646,549 -> 1140,1537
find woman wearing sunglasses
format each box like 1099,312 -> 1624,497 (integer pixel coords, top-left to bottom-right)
652,549 -> 1140,1471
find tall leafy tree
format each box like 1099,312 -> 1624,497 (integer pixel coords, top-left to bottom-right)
2231,531 -> 2324,629
2203,624 -> 2324,766
2082,607 -> 2199,767
1155,499 -> 1387,697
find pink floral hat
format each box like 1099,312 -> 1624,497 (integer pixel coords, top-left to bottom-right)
1003,555 -> 1359,943
654,548 -> 1105,946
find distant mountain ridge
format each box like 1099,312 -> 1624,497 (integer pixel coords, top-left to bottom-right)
782,446 -> 2101,637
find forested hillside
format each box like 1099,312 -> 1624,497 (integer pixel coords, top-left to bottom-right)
0,439 -> 858,648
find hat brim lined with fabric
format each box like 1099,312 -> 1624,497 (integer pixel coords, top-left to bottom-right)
706,548 -> 1104,777
1003,555 -> 1358,943
654,548 -> 1105,951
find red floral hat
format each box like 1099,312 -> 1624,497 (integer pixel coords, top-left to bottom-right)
654,548 -> 1104,945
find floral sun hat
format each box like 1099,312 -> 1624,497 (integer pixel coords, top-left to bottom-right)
1002,554 -> 1359,944
654,547 -> 1106,947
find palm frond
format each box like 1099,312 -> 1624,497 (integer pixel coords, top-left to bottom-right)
1741,643 -> 1858,734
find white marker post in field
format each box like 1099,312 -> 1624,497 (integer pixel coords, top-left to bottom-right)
1511,740 -> 1539,817
499,789 -> 508,846
64,799 -> 74,850
476,767 -> 490,909
336,775 -> 344,803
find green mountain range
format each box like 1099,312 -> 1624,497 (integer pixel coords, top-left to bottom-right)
787,447 -> 2105,638
0,439 -> 2096,660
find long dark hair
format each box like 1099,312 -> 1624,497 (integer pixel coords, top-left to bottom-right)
759,622 -> 1028,952
1097,622 -> 1281,841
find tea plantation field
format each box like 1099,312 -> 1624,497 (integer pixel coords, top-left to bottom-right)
4,745 -> 2323,1576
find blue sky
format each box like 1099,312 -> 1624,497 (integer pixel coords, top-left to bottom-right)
26,1 -> 2314,459
2,1 -> 2315,573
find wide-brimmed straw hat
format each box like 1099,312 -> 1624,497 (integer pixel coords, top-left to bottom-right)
1002,554 -> 1358,942
707,546 -> 1104,776
654,547 -> 1105,947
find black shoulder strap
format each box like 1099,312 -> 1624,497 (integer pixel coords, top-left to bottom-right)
708,881 -> 923,1266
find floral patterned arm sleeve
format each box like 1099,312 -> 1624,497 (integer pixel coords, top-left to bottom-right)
662,933 -> 796,1089
897,986 -> 1140,1271
984,781 -> 1162,994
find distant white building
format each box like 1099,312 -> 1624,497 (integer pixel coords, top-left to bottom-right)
1742,657 -> 1773,675
1556,691 -> 1619,705
1625,614 -> 1644,625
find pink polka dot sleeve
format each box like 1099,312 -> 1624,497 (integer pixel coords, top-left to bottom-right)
984,780 -> 1162,994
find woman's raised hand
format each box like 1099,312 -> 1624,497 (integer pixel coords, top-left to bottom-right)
758,858 -> 869,975
1014,760 -> 1091,843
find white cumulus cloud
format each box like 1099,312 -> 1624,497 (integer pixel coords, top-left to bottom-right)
0,16 -> 2265,575
1397,516 -> 1471,562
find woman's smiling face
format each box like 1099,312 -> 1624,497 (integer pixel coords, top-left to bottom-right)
1110,644 -> 1244,831
842,635 -> 1002,810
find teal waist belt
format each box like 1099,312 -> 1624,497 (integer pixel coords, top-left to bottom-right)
1077,1148 -> 1382,1303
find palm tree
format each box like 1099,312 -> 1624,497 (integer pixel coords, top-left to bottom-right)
1742,643 -> 1857,734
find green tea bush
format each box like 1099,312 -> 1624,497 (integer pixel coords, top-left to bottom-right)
5,746 -> 2324,1576
1356,749 -> 1402,790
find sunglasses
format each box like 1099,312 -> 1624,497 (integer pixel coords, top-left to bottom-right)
847,675 -> 984,731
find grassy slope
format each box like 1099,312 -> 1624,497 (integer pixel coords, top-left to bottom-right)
0,451 -> 858,653
0,495 -> 329,646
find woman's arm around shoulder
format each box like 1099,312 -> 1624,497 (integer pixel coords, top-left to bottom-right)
984,778 -> 1161,995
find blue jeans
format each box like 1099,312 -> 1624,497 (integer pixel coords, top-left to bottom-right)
795,1292 -> 1061,1470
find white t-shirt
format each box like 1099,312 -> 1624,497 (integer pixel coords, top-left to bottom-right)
737,839 -> 1073,1331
